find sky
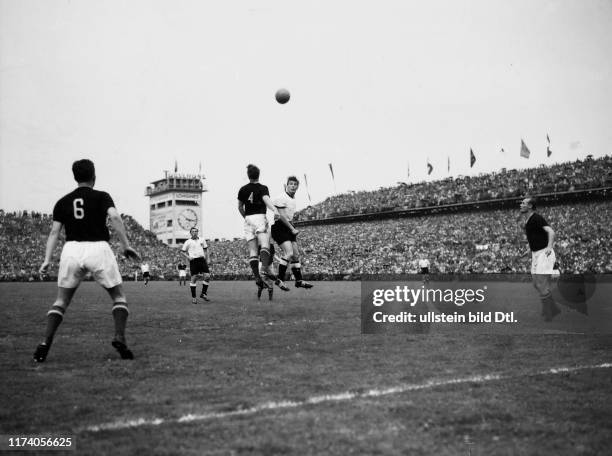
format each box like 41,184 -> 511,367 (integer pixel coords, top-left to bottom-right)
1,0 -> 611,239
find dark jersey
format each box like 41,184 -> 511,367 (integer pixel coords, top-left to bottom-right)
52,187 -> 115,242
178,263 -> 187,270
525,213 -> 550,252
237,183 -> 269,216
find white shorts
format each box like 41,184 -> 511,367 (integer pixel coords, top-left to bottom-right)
243,214 -> 269,242
58,241 -> 122,288
179,270 -> 187,278
531,248 -> 556,275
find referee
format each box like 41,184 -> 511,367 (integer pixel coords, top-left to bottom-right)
181,227 -> 211,303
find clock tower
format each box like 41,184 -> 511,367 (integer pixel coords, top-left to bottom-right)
145,169 -> 208,247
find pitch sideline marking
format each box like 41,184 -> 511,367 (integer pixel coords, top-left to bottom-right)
84,362 -> 612,432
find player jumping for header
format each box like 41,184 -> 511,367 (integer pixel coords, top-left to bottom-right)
33,159 -> 140,362
271,176 -> 313,289
237,164 -> 289,294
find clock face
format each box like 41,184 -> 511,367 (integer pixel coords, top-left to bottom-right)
178,208 -> 198,230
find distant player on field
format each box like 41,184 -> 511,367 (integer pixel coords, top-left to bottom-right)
177,261 -> 187,286
181,227 -> 211,303
257,243 -> 280,300
140,261 -> 150,286
418,258 -> 430,283
33,159 -> 140,362
519,197 -> 560,321
237,164 -> 288,293
271,176 -> 313,289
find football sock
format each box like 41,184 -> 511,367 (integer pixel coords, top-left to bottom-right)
249,256 -> 261,279
190,283 -> 197,298
291,261 -> 303,281
278,258 -> 288,281
201,281 -> 209,294
44,306 -> 65,345
112,304 -> 129,342
259,248 -> 271,271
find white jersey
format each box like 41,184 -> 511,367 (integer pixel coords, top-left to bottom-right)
418,259 -> 430,268
272,192 -> 297,221
141,263 -> 150,273
182,237 -> 208,259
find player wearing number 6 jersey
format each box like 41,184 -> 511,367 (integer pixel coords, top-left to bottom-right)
33,159 -> 140,363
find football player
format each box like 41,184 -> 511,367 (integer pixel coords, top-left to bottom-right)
181,227 -> 211,303
520,196 -> 560,321
33,159 -> 140,362
271,176 -> 313,289
237,164 -> 288,293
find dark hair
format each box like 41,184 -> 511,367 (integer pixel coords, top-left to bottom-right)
526,196 -> 536,210
247,164 -> 260,180
72,159 -> 95,183
286,175 -> 299,185
190,227 -> 199,233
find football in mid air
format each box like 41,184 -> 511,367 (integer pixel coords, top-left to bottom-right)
275,88 -> 290,104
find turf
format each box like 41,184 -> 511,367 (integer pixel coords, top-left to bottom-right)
1,281 -> 611,455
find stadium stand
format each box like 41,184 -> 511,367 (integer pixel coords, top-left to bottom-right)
1,156 -> 611,280
294,155 -> 612,220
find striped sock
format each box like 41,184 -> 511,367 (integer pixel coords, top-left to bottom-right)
278,258 -> 288,281
249,257 -> 260,278
291,261 -> 303,281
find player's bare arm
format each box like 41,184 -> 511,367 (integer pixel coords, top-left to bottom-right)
543,226 -> 555,255
262,195 -> 280,217
238,200 -> 246,218
278,212 -> 298,235
39,221 -> 63,274
108,207 -> 140,260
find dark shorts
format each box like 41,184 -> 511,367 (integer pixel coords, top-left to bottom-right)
420,267 -> 429,274
143,272 -> 150,278
190,257 -> 210,275
271,222 -> 296,245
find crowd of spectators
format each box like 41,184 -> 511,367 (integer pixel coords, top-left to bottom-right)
295,155 -> 612,220
1,156 -> 611,280
0,211 -> 185,281
1,200 -> 610,281
294,200 -> 612,275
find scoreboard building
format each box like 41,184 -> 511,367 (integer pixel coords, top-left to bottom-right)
145,170 -> 208,247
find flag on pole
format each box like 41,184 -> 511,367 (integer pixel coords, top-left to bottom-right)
470,149 -> 476,168
328,163 -> 337,192
174,160 -> 178,173
407,162 -> 410,180
303,174 -> 312,202
447,156 -> 450,173
546,134 -> 552,157
500,147 -> 505,153
199,161 -> 202,174
427,161 -> 433,175
520,139 -> 531,158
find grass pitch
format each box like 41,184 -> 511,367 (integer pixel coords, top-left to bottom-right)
1,281 -> 611,455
